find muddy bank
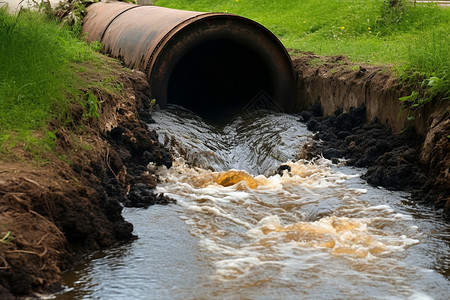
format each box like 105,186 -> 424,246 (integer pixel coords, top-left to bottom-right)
293,52 -> 450,220
0,57 -> 171,299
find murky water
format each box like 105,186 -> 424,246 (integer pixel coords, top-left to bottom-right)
56,107 -> 449,299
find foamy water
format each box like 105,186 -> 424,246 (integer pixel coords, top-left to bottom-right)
155,158 -> 424,286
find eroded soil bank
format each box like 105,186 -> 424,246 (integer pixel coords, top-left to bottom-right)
0,52 -> 448,298
292,52 -> 449,220
0,57 -> 171,299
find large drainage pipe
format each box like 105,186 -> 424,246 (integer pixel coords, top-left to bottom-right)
83,2 -> 297,122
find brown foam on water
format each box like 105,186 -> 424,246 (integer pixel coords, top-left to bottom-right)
191,170 -> 265,189
187,161 -> 332,190
256,216 -> 387,258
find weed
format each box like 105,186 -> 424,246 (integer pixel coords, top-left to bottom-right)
377,0 -> 410,31
55,0 -> 100,34
85,92 -> 100,118
399,75 -> 449,120
44,130 -> 58,151
149,98 -> 158,113
0,230 -> 12,244
397,26 -> 450,119
58,154 -> 73,166
116,82 -> 124,91
81,143 -> 93,151
89,40 -> 103,52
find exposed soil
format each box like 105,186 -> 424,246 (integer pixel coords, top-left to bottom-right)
292,52 -> 450,220
0,56 -> 172,299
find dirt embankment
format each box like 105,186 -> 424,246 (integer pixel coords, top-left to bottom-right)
0,57 -> 171,299
293,52 -> 450,220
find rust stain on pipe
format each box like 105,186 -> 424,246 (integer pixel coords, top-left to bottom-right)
83,2 -> 297,122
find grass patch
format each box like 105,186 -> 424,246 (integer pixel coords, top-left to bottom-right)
155,1 -> 449,63
156,0 -> 449,110
0,7 -> 112,159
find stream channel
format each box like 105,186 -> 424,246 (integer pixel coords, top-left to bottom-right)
56,106 -> 449,299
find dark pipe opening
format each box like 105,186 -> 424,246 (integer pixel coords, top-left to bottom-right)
167,39 -> 274,124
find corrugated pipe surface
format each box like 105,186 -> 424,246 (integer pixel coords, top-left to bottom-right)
83,2 -> 297,122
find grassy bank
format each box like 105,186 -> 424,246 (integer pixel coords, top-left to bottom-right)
156,0 -> 449,113
0,7 -> 107,158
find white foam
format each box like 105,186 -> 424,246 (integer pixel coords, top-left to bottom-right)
407,291 -> 434,300
367,204 -> 394,211
394,213 -> 414,220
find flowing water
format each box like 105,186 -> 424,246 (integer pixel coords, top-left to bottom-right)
56,106 -> 449,299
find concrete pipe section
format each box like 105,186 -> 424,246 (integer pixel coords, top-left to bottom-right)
83,2 -> 297,122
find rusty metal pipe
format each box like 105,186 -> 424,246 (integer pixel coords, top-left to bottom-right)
83,2 -> 297,122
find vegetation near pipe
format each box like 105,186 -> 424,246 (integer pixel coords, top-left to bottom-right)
82,2 -> 297,122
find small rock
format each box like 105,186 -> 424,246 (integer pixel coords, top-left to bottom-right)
322,148 -> 343,159
331,158 -> 340,164
140,172 -> 157,189
274,164 -> 291,176
307,119 -> 320,132
299,111 -> 312,122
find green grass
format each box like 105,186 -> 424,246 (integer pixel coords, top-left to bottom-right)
155,0 -> 448,63
156,0 -> 450,109
0,8 -> 102,157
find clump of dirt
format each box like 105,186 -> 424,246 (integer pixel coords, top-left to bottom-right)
299,103 -> 427,189
0,56 -> 172,298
